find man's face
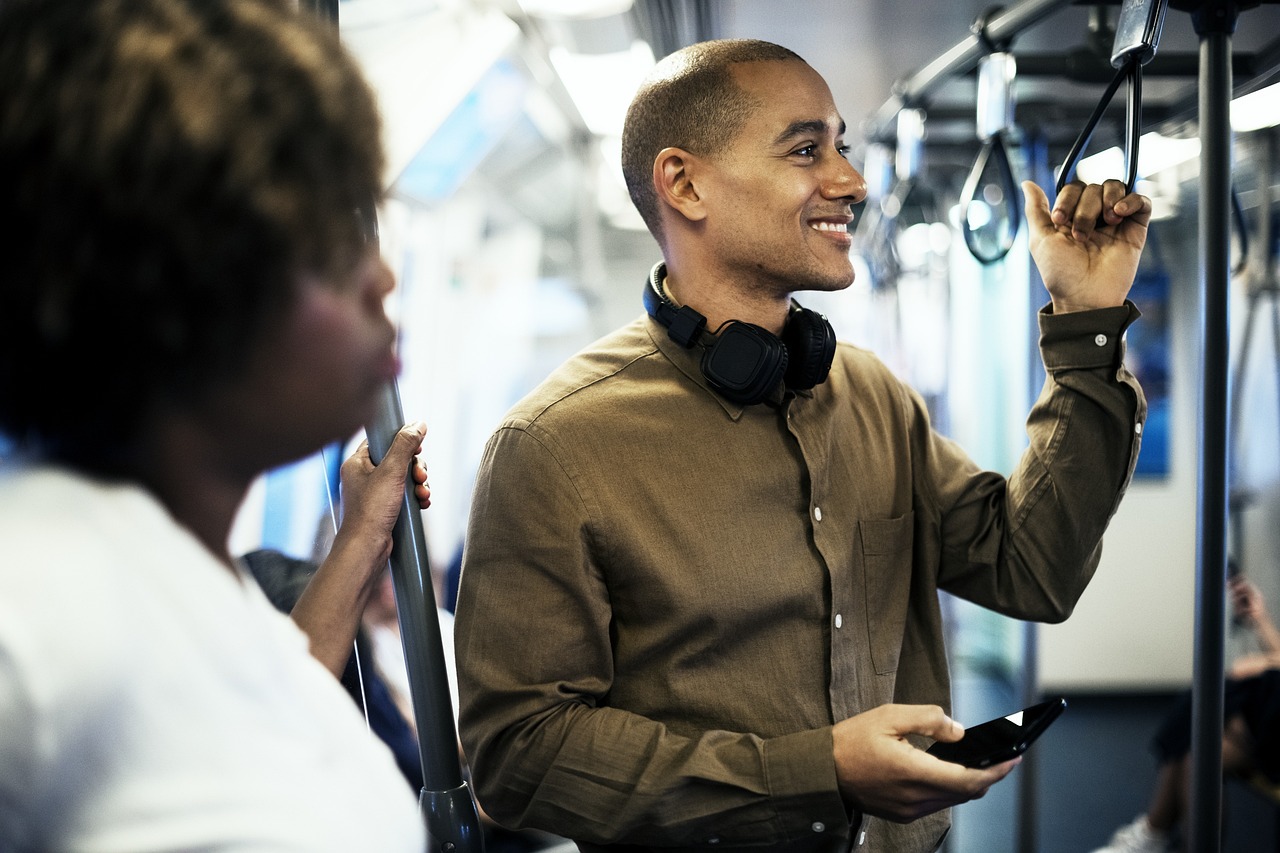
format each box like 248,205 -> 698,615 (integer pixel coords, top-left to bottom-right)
697,60 -> 867,297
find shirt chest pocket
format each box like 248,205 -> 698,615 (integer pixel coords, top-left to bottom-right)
858,513 -> 914,676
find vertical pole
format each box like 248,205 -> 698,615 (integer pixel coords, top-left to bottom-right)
1015,621 -> 1038,853
1188,2 -> 1237,851
368,382 -> 485,853
311,6 -> 482,846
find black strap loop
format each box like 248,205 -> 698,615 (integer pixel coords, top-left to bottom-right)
962,130 -> 1022,265
1055,56 -> 1143,194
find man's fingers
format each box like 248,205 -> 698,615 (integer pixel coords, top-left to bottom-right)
1116,190 -> 1153,229
1100,179 -> 1130,224
1050,180 -> 1084,227
1020,180 -> 1054,237
888,703 -> 965,743
1070,182 -> 1107,238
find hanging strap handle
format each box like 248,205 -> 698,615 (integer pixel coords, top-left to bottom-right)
1057,0 -> 1169,193
1055,59 -> 1143,194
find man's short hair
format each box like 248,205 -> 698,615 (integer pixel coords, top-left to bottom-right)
0,0 -> 384,471
620,39 -> 803,242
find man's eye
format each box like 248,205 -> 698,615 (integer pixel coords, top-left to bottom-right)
837,145 -> 852,159
794,145 -> 816,158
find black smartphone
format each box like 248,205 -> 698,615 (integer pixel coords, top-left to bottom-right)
926,697 -> 1067,768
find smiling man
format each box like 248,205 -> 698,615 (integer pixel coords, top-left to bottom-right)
454,39 -> 1150,853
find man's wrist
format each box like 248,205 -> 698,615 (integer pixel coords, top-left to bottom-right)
1049,297 -> 1127,315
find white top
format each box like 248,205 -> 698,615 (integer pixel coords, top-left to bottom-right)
0,465 -> 426,852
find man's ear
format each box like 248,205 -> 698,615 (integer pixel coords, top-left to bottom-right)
653,146 -> 708,224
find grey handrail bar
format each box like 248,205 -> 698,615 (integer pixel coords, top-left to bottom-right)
864,0 -> 1073,143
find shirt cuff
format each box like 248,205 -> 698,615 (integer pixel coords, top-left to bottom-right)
1038,300 -> 1141,372
761,727 -> 856,844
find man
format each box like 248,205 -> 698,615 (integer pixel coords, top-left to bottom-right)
454,38 -> 1149,853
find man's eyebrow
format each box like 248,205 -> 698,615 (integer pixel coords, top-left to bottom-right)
773,118 -> 848,145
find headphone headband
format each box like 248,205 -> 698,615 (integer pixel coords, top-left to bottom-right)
642,265 -> 708,348
642,262 -> 835,406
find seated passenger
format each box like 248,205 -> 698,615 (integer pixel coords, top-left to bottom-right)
1092,574 -> 1280,853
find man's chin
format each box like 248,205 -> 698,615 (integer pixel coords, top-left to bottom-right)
801,268 -> 856,293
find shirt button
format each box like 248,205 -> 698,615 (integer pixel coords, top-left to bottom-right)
1094,333 -> 1108,346
812,822 -> 826,833
835,613 -> 843,629
1135,421 -> 1143,435
813,506 -> 823,522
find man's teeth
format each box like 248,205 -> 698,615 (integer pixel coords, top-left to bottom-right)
811,221 -> 847,233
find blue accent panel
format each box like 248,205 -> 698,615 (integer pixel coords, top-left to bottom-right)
261,464 -> 299,555
396,58 -> 527,203
258,443 -> 344,559
1126,268 -> 1171,477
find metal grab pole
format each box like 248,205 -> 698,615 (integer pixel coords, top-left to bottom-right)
1181,2 -> 1239,850
299,0 -> 485,842
367,380 -> 484,853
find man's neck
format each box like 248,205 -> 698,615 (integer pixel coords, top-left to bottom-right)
662,264 -> 791,335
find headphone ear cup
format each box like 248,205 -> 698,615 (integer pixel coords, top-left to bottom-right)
781,308 -> 836,390
701,321 -> 788,406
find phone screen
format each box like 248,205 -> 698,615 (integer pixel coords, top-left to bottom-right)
926,697 -> 1067,768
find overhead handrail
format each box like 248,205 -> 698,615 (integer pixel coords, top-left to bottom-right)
1055,0 -> 1169,193
962,10 -> 1022,264
865,0 -> 1074,145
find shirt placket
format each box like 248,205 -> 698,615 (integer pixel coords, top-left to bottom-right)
785,397 -> 860,723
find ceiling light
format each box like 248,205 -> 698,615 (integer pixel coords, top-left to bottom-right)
342,6 -> 520,183
1075,131 -> 1200,184
548,39 -> 655,137
517,0 -> 633,18
1231,80 -> 1280,133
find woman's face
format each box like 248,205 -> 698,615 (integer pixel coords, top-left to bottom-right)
203,248 -> 400,472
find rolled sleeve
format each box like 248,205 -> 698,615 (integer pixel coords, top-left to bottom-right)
934,300 -> 1147,623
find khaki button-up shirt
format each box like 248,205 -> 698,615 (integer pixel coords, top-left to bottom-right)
456,303 -> 1144,853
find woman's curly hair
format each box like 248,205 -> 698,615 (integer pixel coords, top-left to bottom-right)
0,0 -> 384,469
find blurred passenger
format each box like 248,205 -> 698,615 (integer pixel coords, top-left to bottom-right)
0,0 -> 430,849
352,559 -> 570,852
240,549 -> 427,793
454,37 -> 1151,853
1091,574 -> 1280,853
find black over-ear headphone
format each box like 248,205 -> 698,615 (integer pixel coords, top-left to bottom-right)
642,262 -> 836,406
